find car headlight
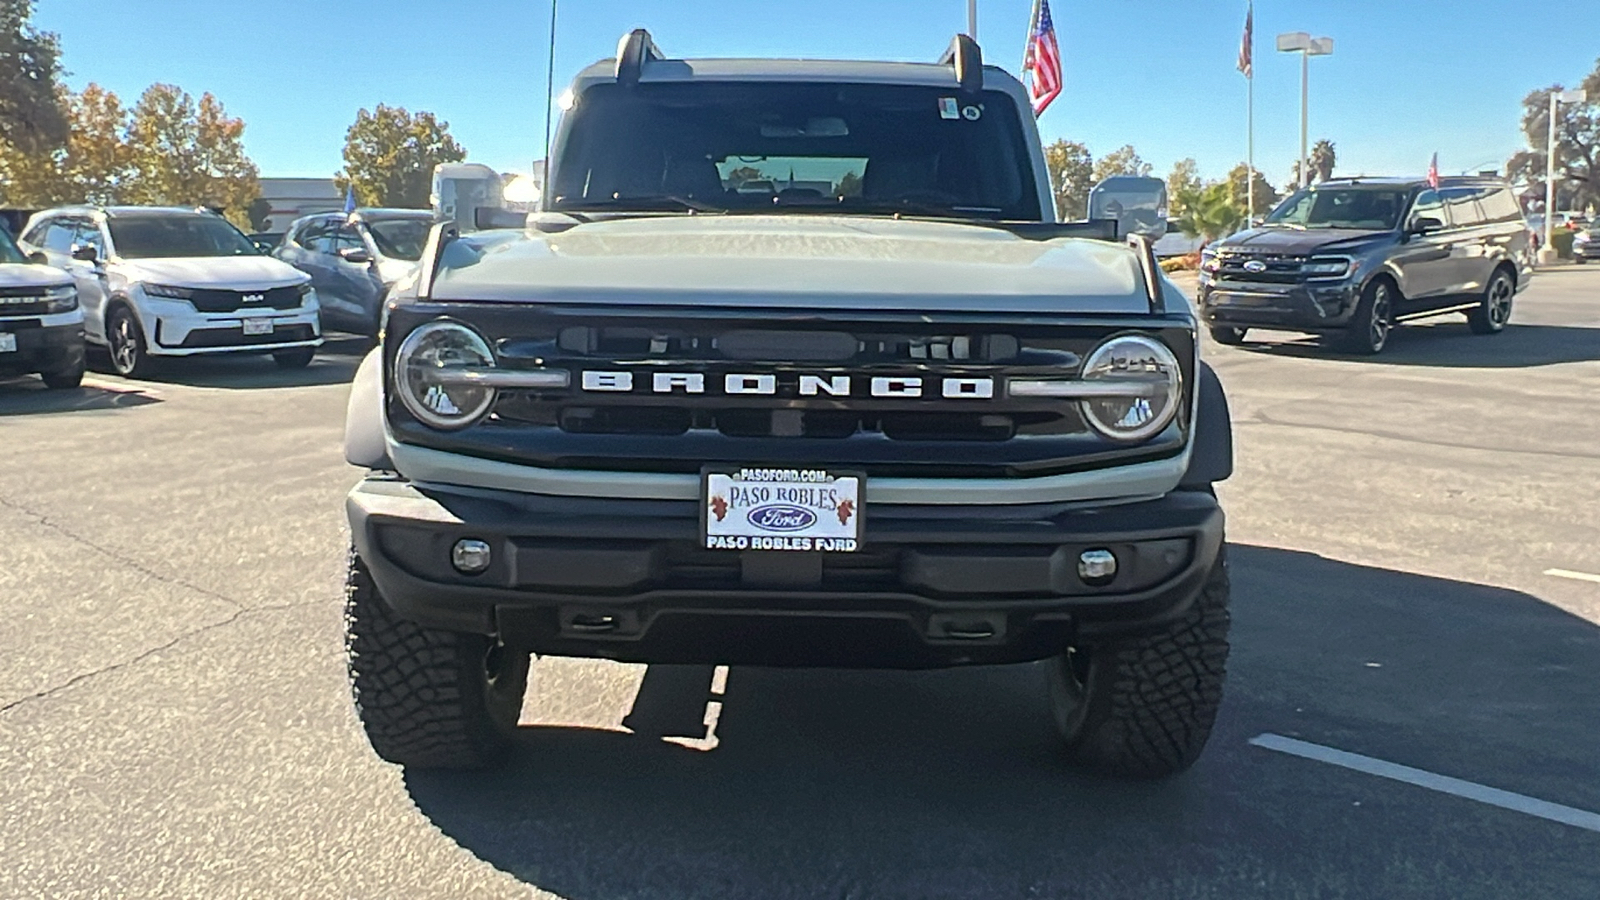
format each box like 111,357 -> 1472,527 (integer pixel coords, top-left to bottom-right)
143,283 -> 195,300
1302,257 -> 1352,279
1199,250 -> 1221,273
1077,335 -> 1183,443
393,320 -> 497,430
43,284 -> 78,313
297,283 -> 320,308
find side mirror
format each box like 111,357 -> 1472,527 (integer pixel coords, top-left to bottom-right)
27,251 -> 49,266
339,246 -> 373,264
1409,216 -> 1444,236
70,244 -> 99,263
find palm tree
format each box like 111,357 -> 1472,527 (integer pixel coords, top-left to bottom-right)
1311,139 -> 1337,183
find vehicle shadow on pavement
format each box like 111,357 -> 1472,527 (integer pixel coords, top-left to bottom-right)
85,335 -> 370,390
1236,323 -> 1600,368
403,545 -> 1600,900
0,379 -> 162,416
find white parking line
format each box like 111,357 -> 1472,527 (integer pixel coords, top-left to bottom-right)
1545,568 -> 1600,585
1250,733 -> 1600,834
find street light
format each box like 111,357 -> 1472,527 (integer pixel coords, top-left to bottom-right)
1542,87 -> 1589,264
1277,32 -> 1333,189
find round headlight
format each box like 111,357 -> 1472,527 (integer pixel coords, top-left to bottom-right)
394,320 -> 496,430
1078,335 -> 1183,442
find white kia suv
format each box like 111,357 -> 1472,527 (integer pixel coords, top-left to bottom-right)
21,206 -> 323,377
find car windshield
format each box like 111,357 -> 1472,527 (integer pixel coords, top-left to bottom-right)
107,215 -> 260,259
1264,188 -> 1407,231
365,218 -> 431,261
0,228 -> 27,264
548,81 -> 1041,220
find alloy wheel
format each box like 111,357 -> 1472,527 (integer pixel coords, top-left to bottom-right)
110,311 -> 140,375
1369,283 -> 1392,351
1488,276 -> 1513,328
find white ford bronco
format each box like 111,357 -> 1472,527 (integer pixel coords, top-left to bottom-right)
342,32 -> 1235,778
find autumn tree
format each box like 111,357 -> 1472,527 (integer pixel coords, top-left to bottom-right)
1165,158 -> 1201,216
0,0 -> 66,155
1505,62 -> 1600,212
335,105 -> 466,208
1091,145 -> 1152,183
1043,138 -> 1093,219
121,84 -> 259,227
0,83 -> 134,207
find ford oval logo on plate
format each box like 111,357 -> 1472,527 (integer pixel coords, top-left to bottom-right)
747,504 -> 819,532
1242,259 -> 1268,274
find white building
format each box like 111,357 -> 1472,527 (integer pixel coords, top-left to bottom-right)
256,178 -> 342,233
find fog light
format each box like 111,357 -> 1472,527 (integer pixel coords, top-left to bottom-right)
452,539 -> 493,575
1078,549 -> 1118,585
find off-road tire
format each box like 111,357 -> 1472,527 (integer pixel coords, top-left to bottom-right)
1338,279 -> 1394,355
41,358 -> 85,390
344,551 -> 529,769
1466,268 -> 1514,335
1048,546 -> 1231,778
1209,325 -> 1248,346
272,346 -> 316,369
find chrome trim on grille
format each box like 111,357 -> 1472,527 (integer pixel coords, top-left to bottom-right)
1007,379 -> 1164,399
431,367 -> 572,389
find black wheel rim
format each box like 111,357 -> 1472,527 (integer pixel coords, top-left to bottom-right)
1488,276 -> 1513,328
1369,284 -> 1392,350
110,312 -> 139,374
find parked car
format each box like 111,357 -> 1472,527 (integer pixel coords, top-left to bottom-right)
247,232 -> 285,254
19,206 -> 323,377
273,209 -> 433,336
1575,225 -> 1599,263
1196,176 -> 1534,354
341,30 -> 1236,778
0,225 -> 85,389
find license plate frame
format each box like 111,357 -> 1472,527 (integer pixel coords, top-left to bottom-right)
701,467 -> 863,553
0,332 -> 15,353
242,318 -> 274,336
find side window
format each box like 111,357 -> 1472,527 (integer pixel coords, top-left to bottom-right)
41,220 -> 79,253
1479,187 -> 1522,225
295,220 -> 334,253
1409,190 -> 1444,228
1440,187 -> 1486,228
72,222 -> 105,255
22,221 -> 50,247
332,225 -> 366,255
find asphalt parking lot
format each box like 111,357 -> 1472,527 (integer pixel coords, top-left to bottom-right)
2,267 -> 1598,899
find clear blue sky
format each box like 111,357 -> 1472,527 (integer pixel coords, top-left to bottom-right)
35,0 -> 1598,188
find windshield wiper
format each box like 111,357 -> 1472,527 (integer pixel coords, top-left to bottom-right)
552,195 -> 724,214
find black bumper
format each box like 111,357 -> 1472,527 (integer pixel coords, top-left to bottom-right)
0,318 -> 85,377
348,478 -> 1225,668
1198,278 -> 1360,331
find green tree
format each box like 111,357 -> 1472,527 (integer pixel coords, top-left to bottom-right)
0,0 -> 66,155
1043,138 -> 1093,219
1226,162 -> 1280,218
1176,181 -> 1245,243
1166,158 -> 1201,217
123,84 -> 259,227
335,105 -> 467,208
724,165 -> 764,189
835,171 -> 862,198
0,83 -> 133,207
1091,145 -> 1152,183
1505,63 -> 1599,212
246,197 -> 273,232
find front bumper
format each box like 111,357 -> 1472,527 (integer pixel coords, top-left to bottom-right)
1197,277 -> 1360,331
136,296 -> 323,356
348,477 -> 1225,668
0,311 -> 86,376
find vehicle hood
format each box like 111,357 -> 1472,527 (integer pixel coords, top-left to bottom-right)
1218,226 -> 1396,255
0,262 -> 73,291
115,256 -> 309,290
429,216 -> 1153,314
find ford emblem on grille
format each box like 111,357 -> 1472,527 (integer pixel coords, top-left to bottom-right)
747,504 -> 819,532
1242,260 -> 1268,274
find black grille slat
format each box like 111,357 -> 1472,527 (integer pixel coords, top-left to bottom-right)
1214,254 -> 1306,284
186,286 -> 302,313
177,324 -> 315,348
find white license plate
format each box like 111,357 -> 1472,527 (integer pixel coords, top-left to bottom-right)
704,468 -> 862,552
0,333 -> 14,353
242,319 -> 274,336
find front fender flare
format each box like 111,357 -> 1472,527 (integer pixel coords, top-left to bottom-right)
1180,361 -> 1233,488
345,349 -> 392,470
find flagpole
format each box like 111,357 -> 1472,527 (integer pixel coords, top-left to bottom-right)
967,0 -> 977,39
1246,1 -> 1255,226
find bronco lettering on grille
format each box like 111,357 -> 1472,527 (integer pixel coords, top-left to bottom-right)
576,372 -> 994,399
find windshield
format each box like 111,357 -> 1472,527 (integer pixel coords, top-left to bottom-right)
107,215 -> 260,259
548,82 -> 1041,220
0,228 -> 27,264
1264,188 -> 1407,231
365,218 -> 431,261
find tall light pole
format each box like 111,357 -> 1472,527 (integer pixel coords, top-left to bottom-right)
1276,32 -> 1333,189
1542,87 -> 1588,264
967,0 -> 977,40
540,0 -> 559,197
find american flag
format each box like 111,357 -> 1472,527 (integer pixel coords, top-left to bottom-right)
1237,2 -> 1253,78
1427,152 -> 1439,189
1023,0 -> 1063,116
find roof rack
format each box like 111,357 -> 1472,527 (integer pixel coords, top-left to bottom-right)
937,34 -> 984,96
615,29 -> 664,87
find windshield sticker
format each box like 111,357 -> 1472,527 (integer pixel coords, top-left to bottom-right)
939,97 -> 960,120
